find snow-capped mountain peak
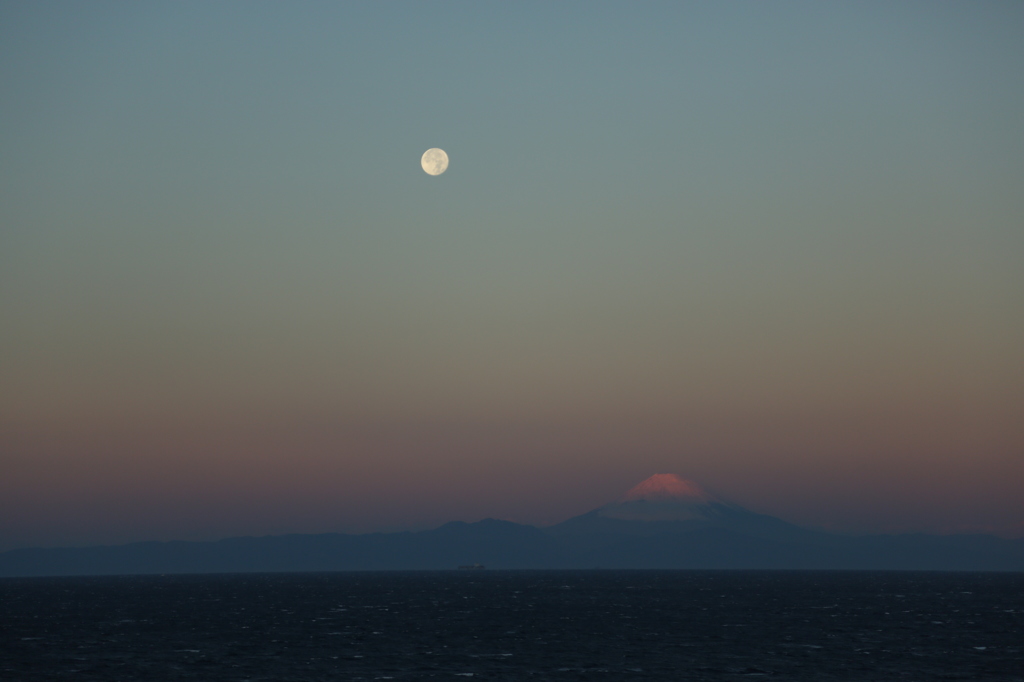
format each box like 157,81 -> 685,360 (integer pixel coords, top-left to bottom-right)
619,473 -> 716,503
593,473 -> 738,522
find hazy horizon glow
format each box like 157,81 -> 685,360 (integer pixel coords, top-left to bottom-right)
1,1 -> 1022,550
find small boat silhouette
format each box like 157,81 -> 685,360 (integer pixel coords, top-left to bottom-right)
457,563 -> 485,570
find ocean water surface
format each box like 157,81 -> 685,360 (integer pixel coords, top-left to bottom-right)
2,570 -> 1021,681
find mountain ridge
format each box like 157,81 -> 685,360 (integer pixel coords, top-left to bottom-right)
2,475 -> 1022,576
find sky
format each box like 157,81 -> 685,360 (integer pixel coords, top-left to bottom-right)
1,1 -> 1022,550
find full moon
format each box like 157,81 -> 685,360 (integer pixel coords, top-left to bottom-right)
421,148 -> 449,176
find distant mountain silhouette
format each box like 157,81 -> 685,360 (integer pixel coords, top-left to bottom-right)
2,474 -> 1022,576
546,474 -> 830,566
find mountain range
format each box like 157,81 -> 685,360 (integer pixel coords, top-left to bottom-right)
2,474 -> 1022,576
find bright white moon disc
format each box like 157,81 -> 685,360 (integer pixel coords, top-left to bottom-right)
421,148 -> 449,176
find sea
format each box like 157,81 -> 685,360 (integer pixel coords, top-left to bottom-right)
2,570 -> 1021,681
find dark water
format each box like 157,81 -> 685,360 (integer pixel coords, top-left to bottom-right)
2,571 -> 1021,681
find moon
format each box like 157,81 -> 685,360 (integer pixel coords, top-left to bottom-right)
421,148 -> 449,176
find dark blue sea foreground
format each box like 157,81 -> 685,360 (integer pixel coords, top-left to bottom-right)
2,570 -> 1022,681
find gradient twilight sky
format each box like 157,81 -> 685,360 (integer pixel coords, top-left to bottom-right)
2,1 -> 1022,550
